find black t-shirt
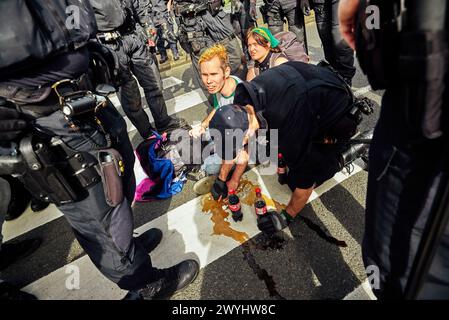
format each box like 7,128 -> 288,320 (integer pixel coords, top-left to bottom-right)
255,52 -> 272,74
234,61 -> 352,177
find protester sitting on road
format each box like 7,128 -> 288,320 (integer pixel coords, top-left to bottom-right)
209,61 -> 372,234
188,45 -> 247,182
246,27 -> 290,81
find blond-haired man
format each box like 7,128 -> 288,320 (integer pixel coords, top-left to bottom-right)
189,44 -> 243,139
189,45 -> 248,194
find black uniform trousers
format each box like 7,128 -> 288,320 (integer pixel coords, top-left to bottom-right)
106,31 -> 172,138
363,90 -> 449,299
265,0 -> 306,46
311,0 -> 356,83
31,104 -> 163,291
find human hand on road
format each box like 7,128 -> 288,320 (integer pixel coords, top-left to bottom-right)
257,210 -> 292,236
338,0 -> 360,50
189,125 -> 206,139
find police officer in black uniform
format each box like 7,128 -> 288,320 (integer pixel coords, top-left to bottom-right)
0,0 -> 198,299
209,62 -> 372,220
260,0 -> 307,47
151,0 -> 180,64
310,0 -> 356,85
168,0 -> 246,87
230,0 -> 257,59
340,0 -> 449,299
91,0 -> 186,139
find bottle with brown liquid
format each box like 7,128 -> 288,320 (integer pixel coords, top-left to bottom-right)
277,153 -> 287,185
254,188 -> 268,217
228,189 -> 243,222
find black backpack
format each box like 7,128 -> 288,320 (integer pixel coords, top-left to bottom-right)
0,0 -> 97,77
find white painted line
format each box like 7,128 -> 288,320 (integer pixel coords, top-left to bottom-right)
3,205 -> 63,242
124,88 -> 207,133
162,76 -> 184,89
344,279 -> 377,300
23,164 -> 364,300
354,85 -> 372,97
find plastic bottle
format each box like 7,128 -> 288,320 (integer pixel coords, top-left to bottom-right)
228,189 -> 243,222
254,188 -> 268,217
277,153 -> 287,185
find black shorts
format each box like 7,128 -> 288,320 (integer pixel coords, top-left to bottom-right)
287,143 -> 344,191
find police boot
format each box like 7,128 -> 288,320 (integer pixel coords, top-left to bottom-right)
5,177 -> 31,221
139,259 -> 199,300
134,228 -> 163,253
30,197 -> 50,213
0,238 -> 42,270
0,282 -> 37,300
338,130 -> 373,170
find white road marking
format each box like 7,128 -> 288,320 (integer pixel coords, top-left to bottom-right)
344,279 -> 377,300
123,88 -> 207,133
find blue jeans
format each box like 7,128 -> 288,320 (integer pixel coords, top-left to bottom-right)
363,90 -> 449,299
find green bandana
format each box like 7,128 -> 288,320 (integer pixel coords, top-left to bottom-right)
251,27 -> 280,48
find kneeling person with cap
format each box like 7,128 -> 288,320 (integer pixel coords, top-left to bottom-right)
209,61 -> 370,235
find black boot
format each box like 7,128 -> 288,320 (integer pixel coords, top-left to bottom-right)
4,177 -> 31,221
30,197 -> 50,213
139,259 -> 199,300
338,130 -> 373,169
134,228 -> 163,253
0,238 -> 42,270
0,282 -> 37,300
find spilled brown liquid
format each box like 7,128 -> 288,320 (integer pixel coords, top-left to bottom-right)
201,194 -> 249,244
201,179 -> 287,244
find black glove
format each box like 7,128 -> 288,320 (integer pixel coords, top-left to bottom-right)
257,210 -> 293,236
0,98 -> 27,141
299,0 -> 311,16
211,177 -> 228,200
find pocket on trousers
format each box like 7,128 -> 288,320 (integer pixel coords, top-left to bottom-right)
375,146 -> 402,182
107,201 -> 134,266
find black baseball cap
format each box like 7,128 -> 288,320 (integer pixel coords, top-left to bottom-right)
209,104 -> 249,160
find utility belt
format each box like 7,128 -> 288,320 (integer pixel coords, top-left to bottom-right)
175,1 -> 209,18
175,0 -> 222,18
0,80 -> 125,207
0,136 -> 124,207
97,10 -> 136,43
313,97 -> 375,145
97,31 -> 122,43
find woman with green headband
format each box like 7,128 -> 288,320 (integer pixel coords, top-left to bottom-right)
246,27 -> 289,81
